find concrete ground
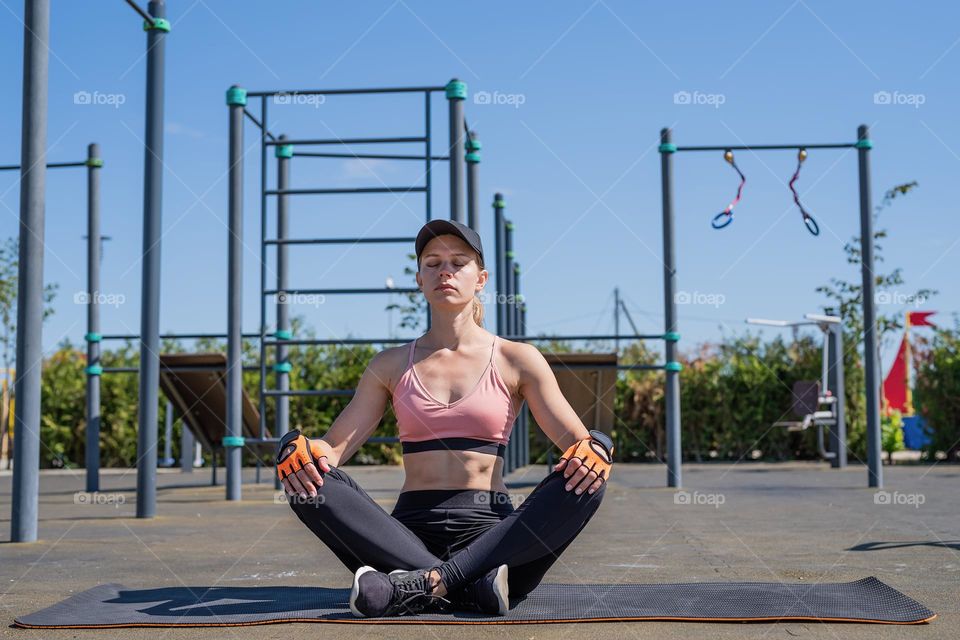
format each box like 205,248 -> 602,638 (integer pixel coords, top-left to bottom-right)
1,460 -> 956,638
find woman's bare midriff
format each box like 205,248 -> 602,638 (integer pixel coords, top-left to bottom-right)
390,339 -> 519,494
400,449 -> 510,493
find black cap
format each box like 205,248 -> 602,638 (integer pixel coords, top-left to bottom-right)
415,219 -> 484,265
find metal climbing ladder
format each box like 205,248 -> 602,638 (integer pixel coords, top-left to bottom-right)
224,80 -> 482,496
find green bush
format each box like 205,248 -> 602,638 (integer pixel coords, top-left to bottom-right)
28,322 -> 959,468
881,408 -> 905,464
615,333 -> 839,462
39,346 -> 86,468
915,323 -> 960,462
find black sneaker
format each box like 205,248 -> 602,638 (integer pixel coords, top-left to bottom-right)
349,566 -> 449,618
444,564 -> 510,615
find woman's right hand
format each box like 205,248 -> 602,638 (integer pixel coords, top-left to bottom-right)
276,430 -> 333,499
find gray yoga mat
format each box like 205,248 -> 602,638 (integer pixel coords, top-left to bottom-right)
14,577 -> 935,628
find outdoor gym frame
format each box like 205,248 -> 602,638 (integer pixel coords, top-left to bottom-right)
11,0 -> 169,540
222,80 -> 476,502
6,145 -> 102,541
658,125 -> 883,489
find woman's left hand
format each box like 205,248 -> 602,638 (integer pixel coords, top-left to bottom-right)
554,436 -> 612,495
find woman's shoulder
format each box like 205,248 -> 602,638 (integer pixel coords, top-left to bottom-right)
367,341 -> 416,391
495,335 -> 540,363
492,335 -> 543,391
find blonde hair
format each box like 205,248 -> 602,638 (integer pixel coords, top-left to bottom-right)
472,293 -> 485,327
470,251 -> 486,328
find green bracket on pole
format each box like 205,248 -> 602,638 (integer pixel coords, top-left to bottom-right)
445,79 -> 467,100
516,294 -> 525,303
505,221 -> 515,231
85,365 -> 103,376
143,17 -> 171,32
663,331 -> 680,342
85,158 -> 104,168
222,436 -> 245,448
275,144 -> 293,159
505,250 -> 515,259
664,361 -> 683,372
273,362 -> 292,373
84,332 -> 102,343
659,143 -> 677,153
492,198 -> 505,209
513,264 -> 521,275
855,139 -> 873,149
226,86 -> 247,106
275,329 -> 293,340
466,138 -> 482,163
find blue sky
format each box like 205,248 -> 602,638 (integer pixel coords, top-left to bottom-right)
0,1 -> 956,369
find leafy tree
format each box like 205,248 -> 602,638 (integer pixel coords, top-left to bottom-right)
816,182 -> 933,463
915,318 -> 960,461
816,182 -> 931,352
0,236 -> 59,469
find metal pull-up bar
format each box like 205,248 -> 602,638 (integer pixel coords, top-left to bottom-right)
674,142 -> 858,152
265,136 -> 427,146
659,125 -> 881,489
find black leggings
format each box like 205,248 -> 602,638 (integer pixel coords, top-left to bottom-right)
287,464 -> 605,597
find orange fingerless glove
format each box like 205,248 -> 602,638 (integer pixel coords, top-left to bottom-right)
275,429 -> 328,481
559,429 -> 614,481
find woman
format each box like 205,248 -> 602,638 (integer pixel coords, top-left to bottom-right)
276,219 -> 613,618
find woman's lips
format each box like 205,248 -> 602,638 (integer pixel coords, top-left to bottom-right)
437,285 -> 456,291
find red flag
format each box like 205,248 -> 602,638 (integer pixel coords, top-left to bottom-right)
882,335 -> 909,414
908,311 -> 936,327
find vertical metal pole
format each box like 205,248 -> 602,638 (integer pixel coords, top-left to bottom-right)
522,299 -> 528,467
502,222 -> 516,475
827,324 -> 847,468
135,0 -> 168,519
180,415 -> 193,473
512,265 -> 521,345
226,85 -> 246,501
424,91 -> 433,222
513,265 -> 526,470
85,142 -> 102,492
11,0 -> 50,542
504,220 -> 515,337
614,287 -> 620,355
256,96 -> 268,485
857,124 -> 882,488
275,135 -> 292,490
162,400 -> 173,466
519,298 -> 528,468
660,128 -> 682,489
517,298 -> 527,335
424,92 -> 433,332
465,131 -> 480,232
493,194 -> 506,336
509,264 -> 521,473
446,79 -> 466,223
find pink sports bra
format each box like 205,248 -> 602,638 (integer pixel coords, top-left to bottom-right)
392,335 -> 518,457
